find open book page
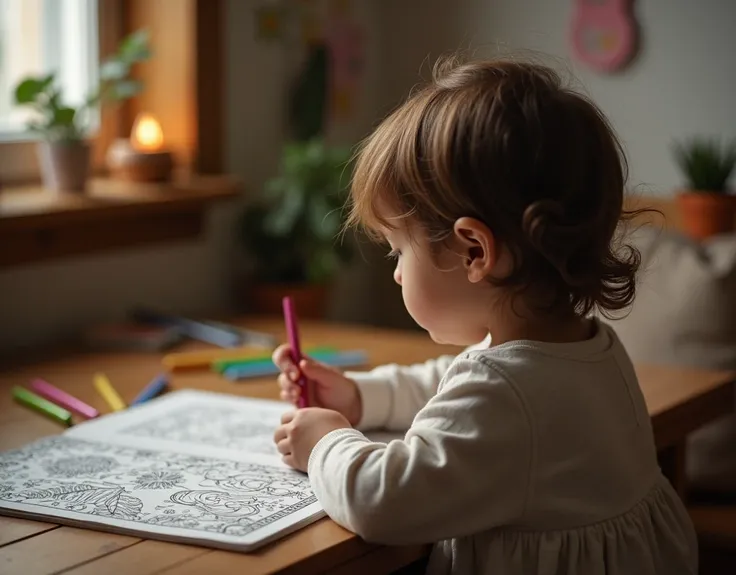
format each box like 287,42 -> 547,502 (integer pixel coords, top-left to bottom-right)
0,391 -> 322,551
65,390 -> 290,465
0,435 -> 322,551
0,390 -> 404,550
67,389 -> 406,459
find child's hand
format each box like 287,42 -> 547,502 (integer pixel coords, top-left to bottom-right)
274,408 -> 351,471
272,345 -> 362,426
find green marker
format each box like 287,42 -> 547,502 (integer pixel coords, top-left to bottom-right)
212,346 -> 336,373
13,386 -> 73,427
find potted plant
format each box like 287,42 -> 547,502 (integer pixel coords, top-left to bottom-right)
673,137 -> 736,240
238,40 -> 354,318
13,30 -> 150,192
239,139 -> 353,318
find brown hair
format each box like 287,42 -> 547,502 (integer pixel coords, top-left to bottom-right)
346,56 -> 644,318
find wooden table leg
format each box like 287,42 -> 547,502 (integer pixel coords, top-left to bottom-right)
658,441 -> 688,501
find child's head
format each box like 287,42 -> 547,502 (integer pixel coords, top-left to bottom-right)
346,56 -> 641,345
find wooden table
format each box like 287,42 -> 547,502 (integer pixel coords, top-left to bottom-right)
1,318 -> 734,575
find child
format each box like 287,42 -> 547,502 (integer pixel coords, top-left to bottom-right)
272,57 -> 697,574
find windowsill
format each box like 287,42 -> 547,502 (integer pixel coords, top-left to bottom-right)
0,175 -> 239,268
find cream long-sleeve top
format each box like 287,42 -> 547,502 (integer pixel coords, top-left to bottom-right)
307,320 -> 698,574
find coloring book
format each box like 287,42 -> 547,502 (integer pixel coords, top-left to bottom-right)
0,390 -> 401,551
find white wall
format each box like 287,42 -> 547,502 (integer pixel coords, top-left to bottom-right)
375,0 -> 736,194
0,225 -> 234,351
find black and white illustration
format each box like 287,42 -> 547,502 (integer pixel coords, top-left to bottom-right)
65,391 -> 289,461
69,391 -> 404,457
121,404 -> 281,455
0,436 -> 323,550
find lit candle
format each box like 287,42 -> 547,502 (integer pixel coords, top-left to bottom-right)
106,112 -> 174,182
131,113 -> 165,152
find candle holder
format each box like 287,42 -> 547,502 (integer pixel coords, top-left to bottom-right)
106,113 -> 174,182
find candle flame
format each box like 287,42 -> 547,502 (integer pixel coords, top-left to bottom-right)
131,113 -> 164,152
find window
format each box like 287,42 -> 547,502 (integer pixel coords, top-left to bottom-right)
0,0 -> 98,140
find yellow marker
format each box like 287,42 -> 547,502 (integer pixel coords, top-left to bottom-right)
93,372 -> 126,412
162,346 -> 275,371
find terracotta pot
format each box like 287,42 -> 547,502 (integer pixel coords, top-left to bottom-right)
676,191 -> 736,241
37,140 -> 91,192
248,283 -> 330,319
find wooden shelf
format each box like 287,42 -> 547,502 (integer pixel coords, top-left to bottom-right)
0,176 -> 239,267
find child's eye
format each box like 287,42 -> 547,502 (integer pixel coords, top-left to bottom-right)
386,249 -> 401,260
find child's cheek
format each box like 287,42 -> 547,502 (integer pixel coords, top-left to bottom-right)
401,264 -> 440,333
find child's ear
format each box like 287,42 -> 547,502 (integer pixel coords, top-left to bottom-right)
452,217 -> 496,283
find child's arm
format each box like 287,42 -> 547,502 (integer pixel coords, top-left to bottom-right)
345,355 -> 455,431
347,337 -> 490,431
307,356 -> 532,544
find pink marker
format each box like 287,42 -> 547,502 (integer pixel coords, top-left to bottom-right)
282,296 -> 309,408
30,378 -> 100,420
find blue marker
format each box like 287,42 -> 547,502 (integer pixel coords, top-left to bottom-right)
223,350 -> 369,381
131,374 -> 168,405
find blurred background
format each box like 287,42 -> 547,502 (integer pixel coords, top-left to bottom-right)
0,2 -> 735,571
0,0 -> 734,350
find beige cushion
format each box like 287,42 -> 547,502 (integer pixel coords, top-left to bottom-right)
604,227 -> 736,493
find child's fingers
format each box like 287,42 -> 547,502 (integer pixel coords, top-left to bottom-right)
272,345 -> 297,375
279,387 -> 301,404
278,374 -> 301,404
299,357 -> 341,384
276,438 -> 291,456
277,372 -> 291,391
273,425 -> 287,444
278,373 -> 300,394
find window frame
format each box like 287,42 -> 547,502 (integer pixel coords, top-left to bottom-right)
0,0 -> 124,186
0,0 -> 233,270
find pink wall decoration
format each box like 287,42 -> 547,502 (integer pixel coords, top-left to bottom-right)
571,0 -> 639,73
325,0 -> 364,121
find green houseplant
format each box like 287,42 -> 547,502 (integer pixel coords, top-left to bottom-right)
673,137 -> 736,240
240,139 -> 354,318
239,43 -> 354,317
13,30 -> 150,191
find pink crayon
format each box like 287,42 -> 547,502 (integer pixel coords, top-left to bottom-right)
30,378 -> 100,420
282,296 -> 309,408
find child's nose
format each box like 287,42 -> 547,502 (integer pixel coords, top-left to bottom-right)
393,266 -> 402,286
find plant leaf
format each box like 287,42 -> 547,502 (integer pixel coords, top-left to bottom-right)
15,78 -> 46,104
46,90 -> 62,113
108,80 -> 143,101
53,107 -> 76,127
21,484 -> 143,520
97,492 -> 143,519
99,59 -> 129,81
21,484 -> 100,499
240,137 -> 356,283
264,185 -> 305,236
84,90 -> 101,109
308,197 -> 341,240
119,29 -> 151,63
672,137 -> 736,192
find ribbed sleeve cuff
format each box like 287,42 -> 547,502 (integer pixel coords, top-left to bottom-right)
307,427 -> 365,475
345,371 -> 394,431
